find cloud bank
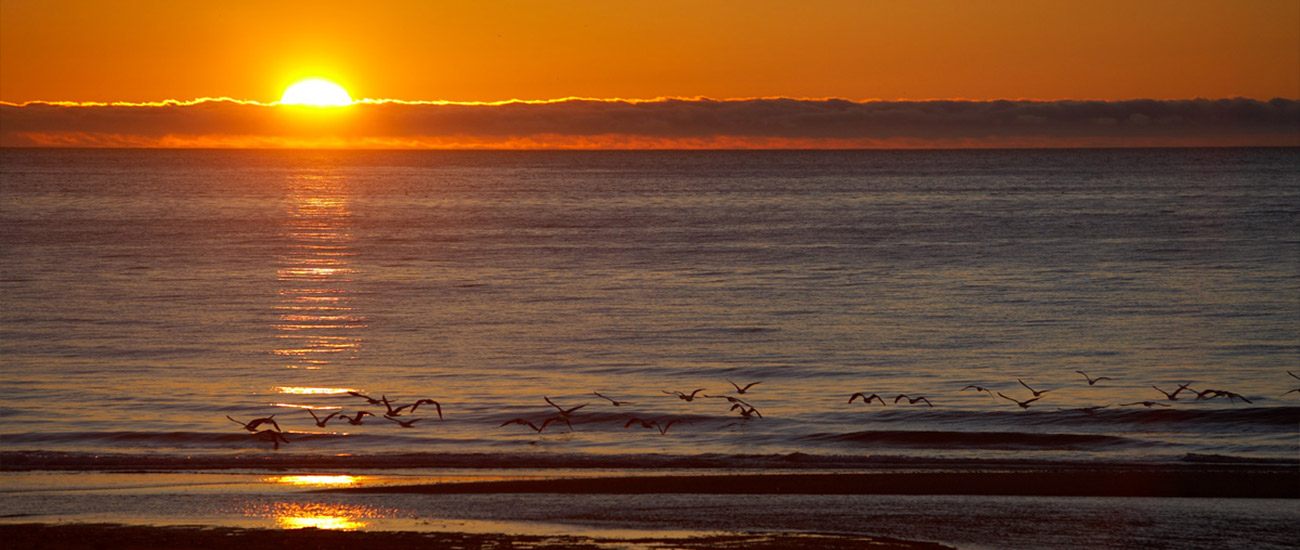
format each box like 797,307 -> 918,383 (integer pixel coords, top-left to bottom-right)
2,97 -> 1296,148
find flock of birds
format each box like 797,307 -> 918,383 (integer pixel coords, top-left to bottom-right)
227,371 -> 1299,450
846,370 -> 1293,415
226,379 -> 767,450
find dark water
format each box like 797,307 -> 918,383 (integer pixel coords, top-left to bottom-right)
2,148 -> 1298,466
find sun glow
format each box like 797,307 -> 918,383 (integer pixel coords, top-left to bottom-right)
279,79 -> 354,106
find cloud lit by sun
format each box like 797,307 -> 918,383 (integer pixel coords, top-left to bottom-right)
279,79 -> 353,107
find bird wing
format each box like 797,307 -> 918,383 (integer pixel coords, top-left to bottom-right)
1019,379 -> 1036,392
742,381 -> 762,391
917,397 -> 933,407
997,393 -> 1017,403
894,394 -> 907,403
544,396 -> 563,412
660,420 -> 680,433
564,403 -> 588,414
848,392 -> 864,403
688,389 -> 705,398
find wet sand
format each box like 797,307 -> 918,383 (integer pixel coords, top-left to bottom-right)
0,523 -> 950,550
327,466 -> 1299,498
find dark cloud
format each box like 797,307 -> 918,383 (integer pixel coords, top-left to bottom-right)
2,97 -> 1296,147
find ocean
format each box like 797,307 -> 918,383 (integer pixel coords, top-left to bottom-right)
1,147 -> 1297,466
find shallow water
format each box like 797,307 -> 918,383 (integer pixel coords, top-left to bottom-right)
1,471 -> 1295,550
1,148 -> 1298,464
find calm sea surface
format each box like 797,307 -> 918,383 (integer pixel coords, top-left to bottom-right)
2,148 -> 1297,465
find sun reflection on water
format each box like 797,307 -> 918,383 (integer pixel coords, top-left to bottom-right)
274,172 -> 365,370
260,502 -> 375,531
268,474 -> 363,487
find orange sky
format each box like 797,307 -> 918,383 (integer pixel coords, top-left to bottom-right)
2,0 -> 1298,104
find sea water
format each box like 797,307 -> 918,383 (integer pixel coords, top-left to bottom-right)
2,148 -> 1297,466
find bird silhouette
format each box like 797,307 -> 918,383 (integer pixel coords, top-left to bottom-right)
227,415 -> 279,432
544,396 -> 587,417
893,394 -> 933,407
305,409 -> 340,428
1283,371 -> 1300,397
499,417 -> 561,433
663,389 -> 706,402
731,403 -> 763,418
624,418 -> 680,434
848,392 -> 888,405
1120,401 -> 1171,408
383,414 -> 423,428
593,392 -> 630,406
705,394 -> 752,407
1018,379 -> 1053,397
1075,371 -> 1113,385
1196,389 -> 1253,404
339,411 -> 373,425
960,385 -> 995,396
392,399 -> 443,420
728,380 -> 762,394
346,391 -> 384,405
1153,383 -> 1193,400
997,392 -> 1041,409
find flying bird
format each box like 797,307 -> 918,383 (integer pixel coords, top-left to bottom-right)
1209,390 -> 1253,404
544,396 -> 588,417
1119,401 -> 1172,408
227,415 -> 279,432
499,417 -> 561,433
305,409 -> 340,428
663,389 -> 706,402
997,392 -> 1041,409
593,392 -> 630,406
894,394 -> 933,407
731,404 -> 763,418
1075,371 -> 1113,386
339,411 -> 374,425
383,414 -> 423,428
1153,383 -> 1193,400
960,385 -> 995,396
705,394 -> 752,407
346,391 -> 384,405
392,399 -> 443,420
1018,379 -> 1053,397
624,418 -> 680,434
728,380 -> 762,394
848,392 -> 887,405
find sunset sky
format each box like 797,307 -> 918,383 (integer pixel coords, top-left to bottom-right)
2,0 -> 1297,148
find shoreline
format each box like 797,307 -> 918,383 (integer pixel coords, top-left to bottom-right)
325,468 -> 1299,499
0,523 -> 954,550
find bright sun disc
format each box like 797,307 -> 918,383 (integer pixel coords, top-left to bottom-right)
280,79 -> 354,106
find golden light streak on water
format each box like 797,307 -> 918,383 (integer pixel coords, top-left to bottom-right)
273,386 -> 354,395
268,474 -> 363,487
272,170 -> 365,371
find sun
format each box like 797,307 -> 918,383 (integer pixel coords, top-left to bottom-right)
280,79 -> 354,107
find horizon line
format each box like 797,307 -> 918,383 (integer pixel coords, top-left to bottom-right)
4,94 -> 1297,109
